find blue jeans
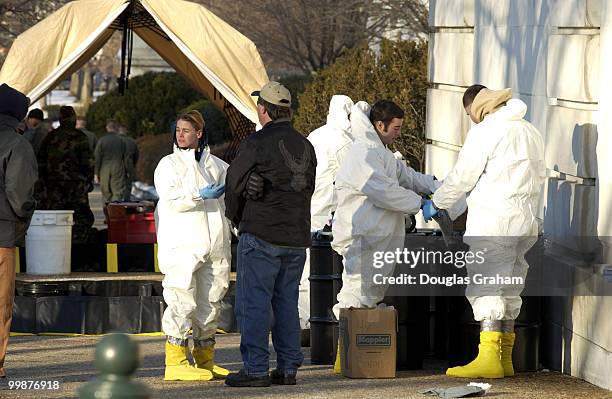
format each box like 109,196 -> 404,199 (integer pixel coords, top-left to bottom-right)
235,233 -> 306,376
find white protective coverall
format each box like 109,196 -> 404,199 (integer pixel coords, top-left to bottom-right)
432,98 -> 546,321
331,102 -> 440,319
298,95 -> 354,329
154,146 -> 231,341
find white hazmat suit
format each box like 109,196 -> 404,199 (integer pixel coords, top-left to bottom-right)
432,98 -> 546,321
331,102 -> 439,319
299,95 -> 354,329
308,95 -> 354,230
154,146 -> 231,341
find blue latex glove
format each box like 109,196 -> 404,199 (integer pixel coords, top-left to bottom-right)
199,183 -> 225,199
421,199 -> 439,222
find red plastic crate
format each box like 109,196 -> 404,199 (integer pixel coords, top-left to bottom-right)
107,203 -> 157,244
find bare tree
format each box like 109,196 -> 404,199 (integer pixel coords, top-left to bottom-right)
0,1 -> 70,35
203,0 -> 428,74
375,0 -> 429,40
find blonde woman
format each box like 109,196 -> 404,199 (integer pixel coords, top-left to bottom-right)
154,110 -> 231,381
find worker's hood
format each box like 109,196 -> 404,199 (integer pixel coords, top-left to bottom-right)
349,101 -> 384,147
325,95 -> 353,134
485,98 -> 528,123
472,87 -> 513,123
173,144 -> 210,164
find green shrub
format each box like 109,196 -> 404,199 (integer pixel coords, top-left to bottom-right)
279,74 -> 313,112
135,134 -> 172,185
86,72 -> 202,137
294,39 -> 428,170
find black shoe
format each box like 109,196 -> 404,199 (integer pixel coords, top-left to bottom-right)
300,329 -> 310,347
225,369 -> 270,387
270,369 -> 297,385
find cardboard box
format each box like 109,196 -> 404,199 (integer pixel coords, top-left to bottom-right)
339,307 -> 397,378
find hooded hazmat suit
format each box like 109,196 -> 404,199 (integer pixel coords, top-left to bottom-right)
331,102 -> 440,318
298,95 -> 354,329
432,97 -> 546,321
308,95 -> 354,230
154,145 -> 231,342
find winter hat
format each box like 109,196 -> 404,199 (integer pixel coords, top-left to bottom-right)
0,83 -> 30,121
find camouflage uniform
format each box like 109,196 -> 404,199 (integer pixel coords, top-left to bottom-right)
94,133 -> 127,203
120,134 -> 139,201
36,125 -> 95,243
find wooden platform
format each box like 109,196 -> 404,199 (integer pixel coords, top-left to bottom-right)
16,272 -> 163,282
16,272 -> 237,283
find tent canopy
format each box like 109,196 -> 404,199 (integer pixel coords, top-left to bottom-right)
0,0 -> 269,125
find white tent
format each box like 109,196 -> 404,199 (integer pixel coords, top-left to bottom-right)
0,0 -> 269,129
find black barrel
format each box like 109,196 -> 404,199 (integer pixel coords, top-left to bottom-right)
433,296 -> 451,358
331,250 -> 343,362
447,296 -> 541,371
309,232 -> 343,364
332,251 -> 343,301
384,295 -> 429,370
16,282 -> 70,298
397,229 -> 437,367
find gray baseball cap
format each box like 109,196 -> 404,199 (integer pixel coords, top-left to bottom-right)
251,81 -> 291,107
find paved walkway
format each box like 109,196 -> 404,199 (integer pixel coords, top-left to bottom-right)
76,186 -> 611,398
2,334 -> 610,398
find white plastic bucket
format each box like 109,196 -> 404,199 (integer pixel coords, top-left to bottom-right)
25,210 -> 74,275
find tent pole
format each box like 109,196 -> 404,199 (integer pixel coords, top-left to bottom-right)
126,24 -> 133,90
118,16 -> 128,95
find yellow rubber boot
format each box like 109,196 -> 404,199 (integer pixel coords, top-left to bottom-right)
164,342 -> 213,381
446,331 -> 504,379
501,332 -> 515,377
333,342 -> 341,374
193,345 -> 230,379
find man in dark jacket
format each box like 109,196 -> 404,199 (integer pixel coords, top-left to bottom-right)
76,116 -> 98,153
23,109 -> 51,156
37,106 -> 94,243
0,84 -> 37,383
22,108 -> 43,139
94,119 -> 127,203
118,124 -> 139,201
224,82 -> 316,387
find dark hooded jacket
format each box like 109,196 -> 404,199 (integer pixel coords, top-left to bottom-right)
0,114 -> 38,247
